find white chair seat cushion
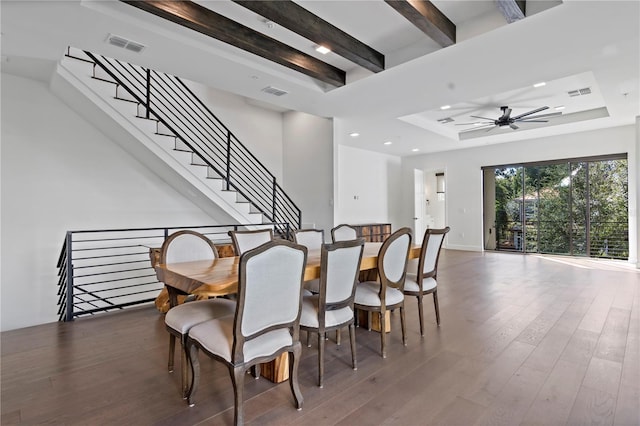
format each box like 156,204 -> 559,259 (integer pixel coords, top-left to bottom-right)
165,298 -> 236,334
189,317 -> 293,362
404,275 -> 437,293
304,278 -> 320,294
354,281 -> 404,307
299,295 -> 354,328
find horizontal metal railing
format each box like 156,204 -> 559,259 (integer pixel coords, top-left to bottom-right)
65,47 -> 301,236
495,219 -> 628,259
56,223 -> 291,322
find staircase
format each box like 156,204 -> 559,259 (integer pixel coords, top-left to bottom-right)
51,47 -> 300,235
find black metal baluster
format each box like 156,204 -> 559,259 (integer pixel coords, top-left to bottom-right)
65,232 -> 75,322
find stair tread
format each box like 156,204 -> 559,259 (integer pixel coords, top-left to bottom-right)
114,96 -> 139,104
65,54 -> 94,64
91,76 -> 118,85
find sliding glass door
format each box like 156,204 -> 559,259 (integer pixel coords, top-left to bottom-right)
484,155 -> 628,259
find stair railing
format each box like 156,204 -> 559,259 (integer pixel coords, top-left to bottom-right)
57,223 -> 292,322
70,48 -> 301,234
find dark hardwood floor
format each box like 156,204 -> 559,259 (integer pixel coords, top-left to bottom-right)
2,250 -> 639,425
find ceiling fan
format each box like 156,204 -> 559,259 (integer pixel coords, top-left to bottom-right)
457,106 -> 562,132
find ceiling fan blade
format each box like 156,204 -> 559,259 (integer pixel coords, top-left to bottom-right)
516,120 -> 548,123
509,123 -> 519,130
455,122 -> 487,125
470,115 -> 495,121
515,112 -> 562,121
512,106 -> 549,120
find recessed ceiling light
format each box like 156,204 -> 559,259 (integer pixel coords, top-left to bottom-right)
349,132 -> 360,137
315,45 -> 331,54
440,105 -> 451,110
412,148 -> 420,152
555,105 -> 566,110
383,141 -> 392,145
533,82 -> 546,88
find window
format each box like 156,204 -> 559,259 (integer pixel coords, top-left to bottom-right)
483,155 -> 628,259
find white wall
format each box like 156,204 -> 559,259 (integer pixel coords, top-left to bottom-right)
334,144 -> 402,228
0,73 -> 220,331
401,125 -> 638,261
282,111 -> 333,236
184,81 -> 284,182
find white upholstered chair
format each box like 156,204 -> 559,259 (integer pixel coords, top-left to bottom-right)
186,240 -> 307,425
161,230 -> 236,398
354,227 -> 412,358
228,228 -> 273,255
404,227 -> 450,335
331,224 -> 358,242
299,238 -> 365,387
293,228 -> 324,251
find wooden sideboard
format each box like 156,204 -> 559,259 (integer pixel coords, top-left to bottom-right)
352,223 -> 392,242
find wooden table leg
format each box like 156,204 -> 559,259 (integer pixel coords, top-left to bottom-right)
261,353 -> 289,383
357,309 -> 391,333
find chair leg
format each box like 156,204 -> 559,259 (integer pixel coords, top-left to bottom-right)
417,295 -> 425,336
433,290 -> 441,326
289,343 -> 304,410
168,334 -> 176,373
186,342 -> 200,407
180,335 -> 189,399
250,364 -> 261,379
367,311 -> 372,331
400,305 -> 407,346
307,330 -> 311,347
349,324 -> 357,371
318,332 -> 325,388
232,366 -> 245,426
379,311 -> 387,358
336,329 -> 341,345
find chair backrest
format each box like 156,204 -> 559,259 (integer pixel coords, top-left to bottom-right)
293,229 -> 324,251
228,229 -> 273,255
418,227 -> 450,279
378,228 -> 412,291
331,224 -> 358,242
233,240 -> 307,360
320,238 -> 365,309
160,230 -> 218,264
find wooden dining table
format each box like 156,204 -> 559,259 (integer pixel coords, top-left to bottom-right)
153,241 -> 421,382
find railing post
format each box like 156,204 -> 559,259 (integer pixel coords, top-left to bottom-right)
272,177 -> 277,223
65,232 -> 75,322
145,69 -> 151,119
226,132 -> 232,191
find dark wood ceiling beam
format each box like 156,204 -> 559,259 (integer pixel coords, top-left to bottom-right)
384,0 -> 455,47
496,0 -> 526,23
232,0 -> 385,73
120,0 -> 345,87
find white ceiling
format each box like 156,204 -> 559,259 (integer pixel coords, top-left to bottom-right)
1,0 -> 638,156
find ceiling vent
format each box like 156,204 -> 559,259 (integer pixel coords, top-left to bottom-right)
106,34 -> 146,53
437,117 -> 454,124
261,86 -> 288,96
568,87 -> 592,97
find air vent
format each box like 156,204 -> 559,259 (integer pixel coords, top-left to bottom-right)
106,34 -> 146,53
568,87 -> 591,97
261,86 -> 288,96
437,117 -> 454,124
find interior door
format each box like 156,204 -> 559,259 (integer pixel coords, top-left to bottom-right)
413,169 -> 425,243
